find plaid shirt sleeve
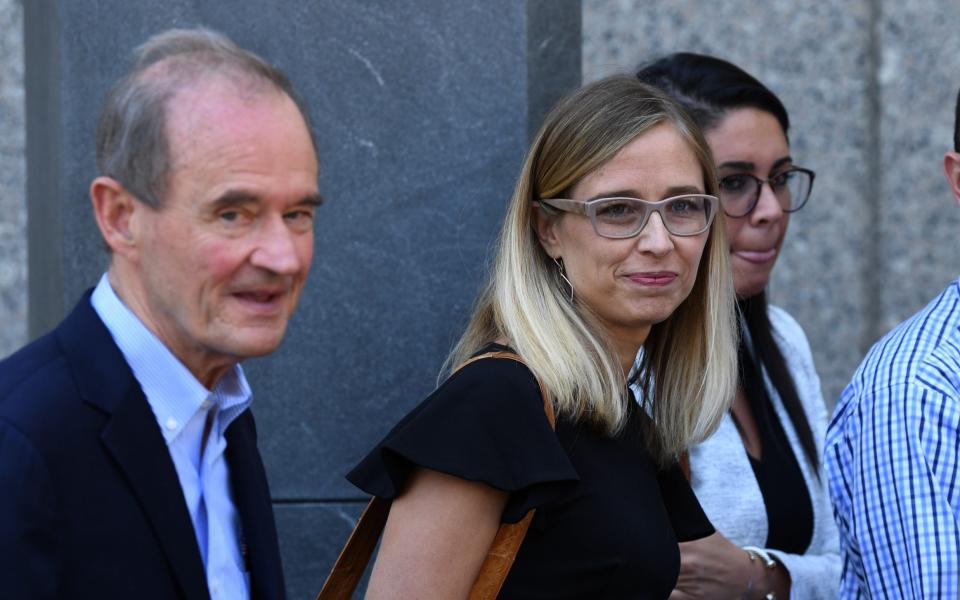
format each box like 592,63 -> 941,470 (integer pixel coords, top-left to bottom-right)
825,283 -> 960,599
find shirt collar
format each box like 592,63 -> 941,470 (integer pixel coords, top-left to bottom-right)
90,273 -> 253,443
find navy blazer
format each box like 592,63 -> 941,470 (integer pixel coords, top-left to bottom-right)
0,293 -> 286,599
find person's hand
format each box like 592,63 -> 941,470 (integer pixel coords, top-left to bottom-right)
670,531 -> 754,600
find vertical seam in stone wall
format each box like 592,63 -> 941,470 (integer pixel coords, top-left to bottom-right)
862,0 -> 883,354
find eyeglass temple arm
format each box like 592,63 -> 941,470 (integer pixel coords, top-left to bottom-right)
537,198 -> 587,215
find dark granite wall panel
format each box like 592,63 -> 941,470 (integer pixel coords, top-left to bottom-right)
274,503 -> 367,599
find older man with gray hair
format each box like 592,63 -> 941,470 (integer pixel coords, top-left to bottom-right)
0,27 -> 321,599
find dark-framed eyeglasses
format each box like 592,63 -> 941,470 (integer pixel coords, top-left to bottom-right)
718,167 -> 815,218
537,194 -> 717,238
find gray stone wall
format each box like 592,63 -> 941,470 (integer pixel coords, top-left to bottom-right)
0,0 -> 24,358
584,0 -> 960,406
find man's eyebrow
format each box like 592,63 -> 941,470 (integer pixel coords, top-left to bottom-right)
300,193 -> 324,207
210,190 -> 258,209
209,191 -> 325,209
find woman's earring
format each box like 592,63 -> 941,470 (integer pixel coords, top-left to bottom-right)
553,256 -> 574,302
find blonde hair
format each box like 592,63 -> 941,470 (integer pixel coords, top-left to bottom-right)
447,76 -> 737,463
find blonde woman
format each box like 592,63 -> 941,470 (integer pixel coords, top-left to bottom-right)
347,75 -> 737,598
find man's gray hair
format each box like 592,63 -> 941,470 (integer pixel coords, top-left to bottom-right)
95,27 -> 316,209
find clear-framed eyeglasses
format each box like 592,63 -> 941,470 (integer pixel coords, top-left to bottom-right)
718,167 -> 815,218
536,194 -> 717,238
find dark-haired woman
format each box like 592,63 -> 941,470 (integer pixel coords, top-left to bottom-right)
638,53 -> 839,599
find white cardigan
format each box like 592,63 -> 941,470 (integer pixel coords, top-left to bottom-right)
688,305 -> 840,599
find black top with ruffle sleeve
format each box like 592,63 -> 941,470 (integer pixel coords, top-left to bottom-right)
347,346 -> 714,599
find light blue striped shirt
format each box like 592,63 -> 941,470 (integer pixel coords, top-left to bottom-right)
91,274 -> 252,600
825,278 -> 960,599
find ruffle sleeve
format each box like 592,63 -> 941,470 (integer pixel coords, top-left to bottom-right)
347,356 -> 580,523
657,460 -> 715,542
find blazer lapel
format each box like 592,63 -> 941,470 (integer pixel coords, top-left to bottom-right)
100,391 -> 210,599
58,294 -> 210,600
226,411 -> 286,600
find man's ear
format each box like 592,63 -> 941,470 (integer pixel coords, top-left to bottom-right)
532,204 -> 563,259
90,176 -> 143,258
943,151 -> 960,206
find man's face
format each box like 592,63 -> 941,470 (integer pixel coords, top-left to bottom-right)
130,80 -> 319,385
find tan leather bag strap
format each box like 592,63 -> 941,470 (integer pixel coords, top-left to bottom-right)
316,350 -> 555,600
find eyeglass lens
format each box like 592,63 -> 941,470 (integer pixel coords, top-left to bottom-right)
592,196 -> 712,238
719,169 -> 813,217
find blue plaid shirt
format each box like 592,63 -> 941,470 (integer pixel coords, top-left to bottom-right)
825,278 -> 960,599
